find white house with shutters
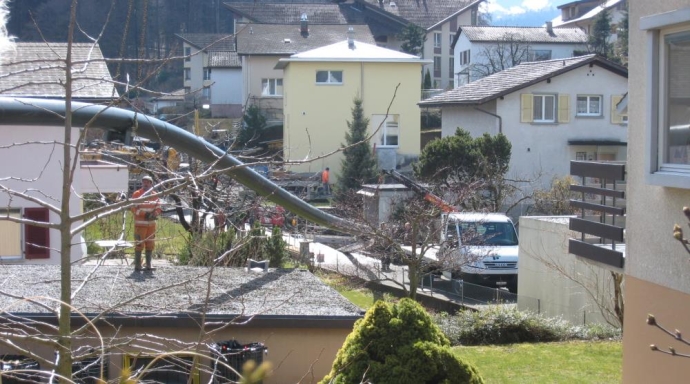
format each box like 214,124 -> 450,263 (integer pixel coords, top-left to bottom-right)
419,54 -> 628,203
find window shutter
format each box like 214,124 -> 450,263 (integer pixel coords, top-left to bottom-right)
521,94 -> 533,123
558,94 -> 570,123
611,95 -> 624,124
24,207 -> 50,259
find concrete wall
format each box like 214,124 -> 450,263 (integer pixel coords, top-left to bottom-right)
623,1 -> 690,382
441,64 -> 628,194
518,216 -> 621,326
0,125 -> 86,264
283,61 -> 422,179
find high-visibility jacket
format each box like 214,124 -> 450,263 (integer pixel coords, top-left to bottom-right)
321,169 -> 329,184
131,188 -> 162,227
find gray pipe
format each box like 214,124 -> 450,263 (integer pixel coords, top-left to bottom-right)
0,97 -> 361,235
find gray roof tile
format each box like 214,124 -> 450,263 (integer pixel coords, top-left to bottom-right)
419,54 -> 627,106
459,25 -> 588,43
236,23 -> 375,55
0,265 -> 361,317
0,43 -> 117,99
359,0 -> 478,29
176,33 -> 235,51
208,51 -> 242,67
226,2 -> 366,24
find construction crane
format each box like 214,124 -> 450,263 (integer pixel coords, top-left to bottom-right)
381,169 -> 456,213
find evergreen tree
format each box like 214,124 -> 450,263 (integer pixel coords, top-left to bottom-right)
588,7 -> 613,59
336,98 -> 377,197
237,105 -> 266,148
615,6 -> 629,66
398,24 -> 426,56
321,299 -> 484,384
266,226 -> 288,267
423,68 -> 432,90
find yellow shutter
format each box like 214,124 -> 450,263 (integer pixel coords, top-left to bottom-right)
611,95 -> 624,124
521,94 -> 533,123
558,94 -> 570,123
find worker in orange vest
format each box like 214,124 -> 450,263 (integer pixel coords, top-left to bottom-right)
321,167 -> 330,195
131,175 -> 162,271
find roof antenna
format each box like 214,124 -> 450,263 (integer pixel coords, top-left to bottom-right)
348,26 -> 355,49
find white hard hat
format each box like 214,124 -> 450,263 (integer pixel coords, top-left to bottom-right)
142,175 -> 153,182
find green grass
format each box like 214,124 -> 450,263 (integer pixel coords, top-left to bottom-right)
453,340 -> 622,384
83,212 -> 189,257
315,270 -> 392,310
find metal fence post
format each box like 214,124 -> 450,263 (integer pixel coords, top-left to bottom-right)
538,298 -> 541,314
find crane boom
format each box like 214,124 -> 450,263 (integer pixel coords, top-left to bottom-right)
381,170 -> 456,213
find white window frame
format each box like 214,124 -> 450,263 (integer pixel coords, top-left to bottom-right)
459,50 -> 470,66
315,70 -> 343,85
184,47 -> 191,62
261,78 -> 283,96
378,115 -> 399,147
576,95 -> 602,117
533,94 -> 556,123
203,68 -> 211,81
434,32 -> 442,48
641,8 -> 690,188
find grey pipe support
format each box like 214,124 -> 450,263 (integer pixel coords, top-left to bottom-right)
0,97 -> 362,235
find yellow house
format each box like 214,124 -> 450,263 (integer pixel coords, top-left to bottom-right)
276,33 -> 431,181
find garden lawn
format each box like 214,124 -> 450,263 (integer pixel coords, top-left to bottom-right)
453,340 -> 621,384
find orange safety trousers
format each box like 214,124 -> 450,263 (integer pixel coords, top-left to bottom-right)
134,224 -> 156,252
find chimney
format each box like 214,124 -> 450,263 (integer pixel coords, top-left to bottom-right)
545,21 -> 553,34
300,13 -> 309,36
348,27 -> 355,49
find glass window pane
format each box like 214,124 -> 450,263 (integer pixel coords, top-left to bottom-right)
545,96 -> 554,120
590,97 -> 600,114
261,79 -> 269,95
666,33 -> 690,164
577,97 -> 587,114
316,71 -> 328,83
330,71 -> 342,83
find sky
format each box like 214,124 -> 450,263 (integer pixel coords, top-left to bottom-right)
483,0 -> 576,25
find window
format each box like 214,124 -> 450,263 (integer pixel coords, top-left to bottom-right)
433,56 -> 441,77
203,68 -> 211,81
261,78 -> 283,96
184,47 -> 191,62
380,115 -> 399,147
124,355 -> 199,384
434,32 -> 442,48
0,207 -> 49,259
576,151 -> 588,161
202,87 -> 210,99
528,49 -> 552,61
315,70 -> 342,84
184,68 -> 191,81
576,95 -> 602,116
640,9 -> 690,186
459,50 -> 470,66
449,33 -> 455,47
449,57 -> 454,77
521,94 -> 569,124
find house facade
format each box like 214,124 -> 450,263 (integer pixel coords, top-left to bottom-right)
419,55 -> 628,202
176,33 -> 240,117
235,23 -> 376,128
623,1 -> 690,382
276,39 -> 430,179
0,266 -> 361,383
226,0 -> 483,90
0,43 -> 120,264
452,25 -> 588,85
552,0 -> 628,38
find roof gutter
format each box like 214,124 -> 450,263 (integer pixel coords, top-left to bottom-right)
0,97 -> 363,235
473,107 -> 502,134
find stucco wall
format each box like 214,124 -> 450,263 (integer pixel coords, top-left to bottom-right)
283,61 -> 422,179
184,42 -> 205,93
242,54 -> 287,111
518,216 -> 621,326
422,10 -> 475,90
0,125 -> 86,264
624,1 -> 690,382
442,64 -> 628,194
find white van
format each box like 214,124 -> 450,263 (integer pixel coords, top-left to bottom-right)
440,212 -> 519,292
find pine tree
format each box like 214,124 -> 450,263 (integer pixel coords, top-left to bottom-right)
588,7 -> 613,59
266,226 -> 288,267
336,98 -> 377,198
615,6 -> 629,66
398,24 -> 426,56
423,69 -> 432,90
237,105 -> 266,148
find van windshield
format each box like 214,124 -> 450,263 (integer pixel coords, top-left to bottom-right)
449,221 -> 518,246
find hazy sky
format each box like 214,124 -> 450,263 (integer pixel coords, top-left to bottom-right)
486,0 -> 572,17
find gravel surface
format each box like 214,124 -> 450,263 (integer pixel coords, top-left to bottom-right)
0,265 -> 362,317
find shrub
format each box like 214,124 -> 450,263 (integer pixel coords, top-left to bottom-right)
178,228 -> 235,266
434,306 -> 621,346
321,298 -> 484,384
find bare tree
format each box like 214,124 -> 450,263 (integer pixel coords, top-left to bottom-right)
471,33 -> 531,79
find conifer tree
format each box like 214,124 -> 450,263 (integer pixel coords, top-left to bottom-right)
336,98 -> 377,198
588,7 -> 613,59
